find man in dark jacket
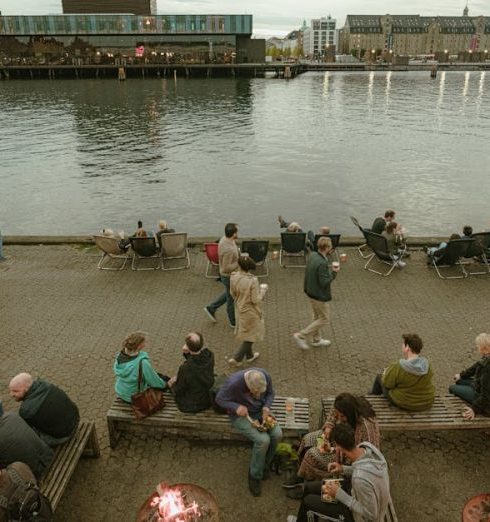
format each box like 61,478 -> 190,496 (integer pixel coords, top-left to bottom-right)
0,410 -> 54,480
371,209 -> 396,234
293,237 -> 339,350
9,373 -> 79,447
168,332 -> 215,413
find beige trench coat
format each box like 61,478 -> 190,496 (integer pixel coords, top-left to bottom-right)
230,270 -> 265,343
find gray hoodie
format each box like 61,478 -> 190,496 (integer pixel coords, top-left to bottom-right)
335,442 -> 391,522
399,356 -> 430,375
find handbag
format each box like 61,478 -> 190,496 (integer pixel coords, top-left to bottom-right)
131,360 -> 166,419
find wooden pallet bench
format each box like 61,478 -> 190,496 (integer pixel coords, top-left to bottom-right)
320,394 -> 490,431
40,420 -> 100,511
107,393 -> 309,448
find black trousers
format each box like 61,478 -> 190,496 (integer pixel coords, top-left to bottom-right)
371,374 -> 395,404
296,481 -> 355,522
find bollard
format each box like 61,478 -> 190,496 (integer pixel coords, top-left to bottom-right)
0,230 -> 6,261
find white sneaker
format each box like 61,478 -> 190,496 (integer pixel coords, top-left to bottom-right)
293,333 -> 309,350
287,516 -> 298,522
311,339 -> 331,347
245,352 -> 260,363
397,260 -> 407,268
227,358 -> 242,367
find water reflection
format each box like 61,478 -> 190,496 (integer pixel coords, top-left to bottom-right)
0,72 -> 489,235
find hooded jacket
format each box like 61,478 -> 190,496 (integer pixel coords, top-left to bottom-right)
172,349 -> 215,413
113,351 -> 166,403
335,442 -> 391,522
19,379 -> 79,439
382,356 -> 435,411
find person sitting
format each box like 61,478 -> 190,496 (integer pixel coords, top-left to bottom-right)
101,228 -> 129,251
287,423 -> 392,522
426,233 -> 461,261
449,333 -> 490,419
9,373 -> 79,447
113,331 -> 167,404
371,209 -> 396,234
462,225 -> 473,238
0,462 -> 39,522
371,333 -> 435,411
278,216 -> 331,250
215,368 -> 282,497
381,221 -> 406,268
283,393 -> 380,487
167,332 -> 215,413
0,407 -> 54,481
155,220 -> 175,239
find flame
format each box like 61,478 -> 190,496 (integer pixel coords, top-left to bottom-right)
150,487 -> 201,522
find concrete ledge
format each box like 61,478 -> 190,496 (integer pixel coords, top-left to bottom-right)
3,235 -> 446,247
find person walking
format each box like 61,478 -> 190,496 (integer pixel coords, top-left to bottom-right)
293,237 -> 339,350
204,223 -> 239,327
228,255 -> 267,366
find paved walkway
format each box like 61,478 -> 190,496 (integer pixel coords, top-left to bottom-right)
1,244 -> 489,521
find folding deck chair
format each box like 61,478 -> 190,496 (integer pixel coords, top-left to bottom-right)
280,232 -> 307,268
159,232 -> 190,271
241,240 -> 269,277
350,216 -> 371,258
93,235 -> 130,270
463,232 -> 490,276
204,242 -> 219,278
313,234 -> 341,261
364,230 -> 406,277
129,237 -> 161,271
430,237 -> 474,279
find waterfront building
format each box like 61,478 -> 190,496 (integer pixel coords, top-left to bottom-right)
0,14 -> 264,65
303,16 -> 337,59
339,9 -> 490,57
62,0 -> 157,16
266,30 -> 302,57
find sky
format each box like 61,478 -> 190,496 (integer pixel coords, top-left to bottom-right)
0,0 -> 488,37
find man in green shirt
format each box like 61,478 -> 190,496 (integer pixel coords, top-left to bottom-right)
371,333 -> 435,411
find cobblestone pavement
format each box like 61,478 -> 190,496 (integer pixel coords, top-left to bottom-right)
1,244 -> 489,522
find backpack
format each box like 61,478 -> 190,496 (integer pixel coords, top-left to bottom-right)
0,467 -> 53,522
270,442 -> 300,476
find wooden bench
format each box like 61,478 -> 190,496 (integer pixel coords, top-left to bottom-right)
40,421 -> 100,511
107,393 -> 309,448
320,394 -> 490,431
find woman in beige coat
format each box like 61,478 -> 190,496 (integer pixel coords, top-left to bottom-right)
228,255 -> 267,366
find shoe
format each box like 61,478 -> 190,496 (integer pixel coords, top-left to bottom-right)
292,333 -> 309,350
287,516 -> 298,522
229,323 -> 236,329
397,260 -> 407,268
311,339 -> 331,348
282,475 -> 304,489
204,306 -> 217,323
228,358 -> 242,367
245,352 -> 260,363
248,473 -> 261,497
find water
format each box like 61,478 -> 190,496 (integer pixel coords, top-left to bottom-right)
0,71 -> 489,236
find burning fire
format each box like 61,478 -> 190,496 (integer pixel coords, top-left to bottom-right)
150,483 -> 201,522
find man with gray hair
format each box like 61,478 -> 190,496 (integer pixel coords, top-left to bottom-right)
293,236 -> 339,350
9,373 -> 79,447
216,368 -> 282,497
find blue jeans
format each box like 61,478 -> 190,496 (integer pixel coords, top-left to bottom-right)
449,379 -> 476,404
231,416 -> 283,480
207,275 -> 235,325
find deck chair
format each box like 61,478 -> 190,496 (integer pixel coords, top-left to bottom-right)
313,234 -> 341,261
350,216 -> 371,258
93,235 -> 130,270
159,232 -> 190,271
430,238 -> 474,279
241,240 -> 269,277
204,242 -> 219,278
463,232 -> 490,276
364,230 -> 404,277
280,232 -> 307,268
129,237 -> 161,271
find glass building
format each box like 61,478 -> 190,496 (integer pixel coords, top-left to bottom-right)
0,14 -> 257,65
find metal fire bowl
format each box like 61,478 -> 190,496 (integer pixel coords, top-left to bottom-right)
136,483 -> 220,522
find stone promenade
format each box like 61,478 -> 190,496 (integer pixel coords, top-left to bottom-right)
1,244 -> 489,522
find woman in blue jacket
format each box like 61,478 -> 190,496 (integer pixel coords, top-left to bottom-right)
113,331 -> 166,403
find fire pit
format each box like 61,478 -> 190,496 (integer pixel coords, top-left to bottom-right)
136,482 -> 220,522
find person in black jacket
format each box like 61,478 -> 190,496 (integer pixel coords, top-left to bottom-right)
371,209 -> 396,234
9,373 -> 79,447
0,410 -> 53,480
449,333 -> 490,419
168,332 -> 215,413
293,237 -> 339,350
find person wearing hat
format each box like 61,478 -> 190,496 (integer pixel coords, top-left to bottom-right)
215,368 -> 282,497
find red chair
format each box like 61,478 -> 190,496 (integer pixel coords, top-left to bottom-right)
204,243 -> 219,278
